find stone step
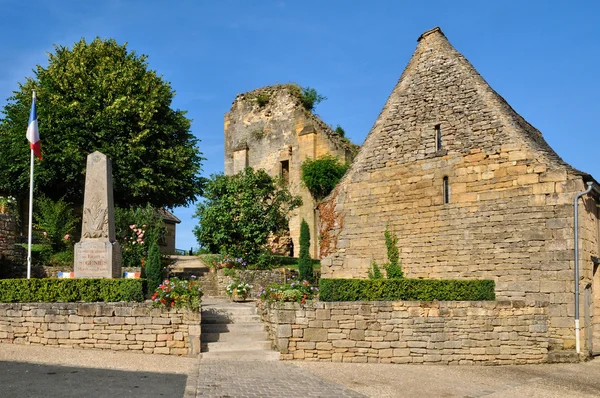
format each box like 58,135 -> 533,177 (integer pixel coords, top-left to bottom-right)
200,349 -> 280,361
202,340 -> 272,352
201,323 -> 265,334
202,331 -> 268,343
202,314 -> 261,324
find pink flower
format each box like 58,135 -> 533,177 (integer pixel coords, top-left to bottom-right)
43,231 -> 47,237
140,240 -> 144,244
64,234 -> 70,240
142,224 -> 147,228
137,238 -> 142,243
129,224 -> 135,229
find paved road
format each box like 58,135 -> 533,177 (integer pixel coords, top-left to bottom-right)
2,344 -> 600,397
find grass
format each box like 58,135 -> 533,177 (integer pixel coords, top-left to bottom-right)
17,243 -> 49,252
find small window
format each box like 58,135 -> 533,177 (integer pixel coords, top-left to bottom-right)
443,176 -> 449,204
435,124 -> 442,151
280,160 -> 290,185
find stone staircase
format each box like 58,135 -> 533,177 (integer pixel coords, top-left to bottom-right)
168,255 -> 220,297
201,297 -> 279,361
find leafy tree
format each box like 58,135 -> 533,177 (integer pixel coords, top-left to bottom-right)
301,154 -> 350,201
193,168 -> 302,263
334,124 -> 346,137
0,37 -> 204,208
298,219 -> 313,282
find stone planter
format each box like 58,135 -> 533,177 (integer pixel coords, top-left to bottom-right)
231,290 -> 248,302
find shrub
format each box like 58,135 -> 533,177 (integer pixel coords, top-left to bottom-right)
255,92 -> 270,107
319,279 -> 495,302
301,155 -> 350,201
0,279 -> 145,302
225,280 -> 252,298
367,259 -> 383,279
151,277 -> 203,310
115,204 -> 165,268
145,243 -> 162,295
299,86 -> 326,112
298,219 -> 313,282
334,125 -> 345,137
46,249 -> 74,268
34,196 -> 79,251
383,226 -> 403,279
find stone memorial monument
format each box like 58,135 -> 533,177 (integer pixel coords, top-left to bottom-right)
74,151 -> 122,278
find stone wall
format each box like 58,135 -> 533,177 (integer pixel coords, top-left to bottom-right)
318,28 -> 599,354
224,84 -> 358,257
0,302 -> 201,356
0,214 -> 25,271
259,300 -> 550,365
214,268 -> 289,298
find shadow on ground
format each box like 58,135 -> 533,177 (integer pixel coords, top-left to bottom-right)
0,361 -> 187,398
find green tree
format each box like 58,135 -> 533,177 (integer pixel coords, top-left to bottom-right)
298,219 -> 313,282
301,154 -> 350,201
0,38 -> 204,208
34,196 -> 79,251
193,168 -> 302,263
145,243 -> 162,295
299,86 -> 326,112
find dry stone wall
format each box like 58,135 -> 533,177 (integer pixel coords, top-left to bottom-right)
0,214 -> 25,269
0,302 -> 201,356
318,28 -> 600,354
259,300 -> 549,365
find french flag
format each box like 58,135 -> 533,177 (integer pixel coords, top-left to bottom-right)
26,91 -> 41,160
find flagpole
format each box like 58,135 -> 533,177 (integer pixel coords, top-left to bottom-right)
27,90 -> 36,279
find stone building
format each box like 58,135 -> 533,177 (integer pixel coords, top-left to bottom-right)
225,85 -> 357,257
158,208 -> 180,255
319,27 -> 600,358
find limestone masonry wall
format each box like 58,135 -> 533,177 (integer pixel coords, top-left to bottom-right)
259,300 -> 549,365
0,302 -> 201,356
0,214 -> 25,268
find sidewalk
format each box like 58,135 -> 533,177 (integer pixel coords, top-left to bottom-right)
1,343 -> 599,397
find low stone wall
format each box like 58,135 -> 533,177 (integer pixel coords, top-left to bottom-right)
0,302 -> 201,356
215,268 -> 288,298
259,300 -> 551,365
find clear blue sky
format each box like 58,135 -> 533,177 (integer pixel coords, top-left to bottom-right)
1,1 -> 598,251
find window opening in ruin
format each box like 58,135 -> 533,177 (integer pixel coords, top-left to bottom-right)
435,124 -> 442,151
281,160 -> 290,185
443,176 -> 449,204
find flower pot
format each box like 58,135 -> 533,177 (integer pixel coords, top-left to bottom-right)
231,290 -> 247,302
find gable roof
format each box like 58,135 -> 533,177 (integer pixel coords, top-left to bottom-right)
339,27 -> 587,187
158,208 -> 181,224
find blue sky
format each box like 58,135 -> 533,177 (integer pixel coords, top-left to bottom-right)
1,1 -> 598,251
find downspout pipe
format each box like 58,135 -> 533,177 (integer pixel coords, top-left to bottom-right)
573,181 -> 598,354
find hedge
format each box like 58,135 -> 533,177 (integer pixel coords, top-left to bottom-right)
318,278 -> 495,301
0,279 -> 146,303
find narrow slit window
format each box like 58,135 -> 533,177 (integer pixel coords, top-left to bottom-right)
443,176 -> 449,204
435,124 -> 442,151
280,160 -> 290,185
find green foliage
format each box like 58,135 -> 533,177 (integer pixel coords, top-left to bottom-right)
225,280 -> 252,298
146,243 -> 162,295
383,226 -> 403,279
299,86 -> 327,112
298,219 -> 313,282
318,279 -> 496,302
0,279 -> 145,302
301,155 -> 349,201
114,204 -> 165,267
368,259 -> 383,280
334,125 -> 346,137
34,196 -> 79,251
223,268 -> 237,277
46,249 -> 74,267
255,92 -> 270,107
193,168 -> 302,264
259,279 -> 318,303
151,277 -> 203,310
0,37 -> 204,208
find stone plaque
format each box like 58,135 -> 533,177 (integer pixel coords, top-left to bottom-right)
74,151 -> 122,278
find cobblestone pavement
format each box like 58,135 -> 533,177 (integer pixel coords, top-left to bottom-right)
193,359 -> 366,398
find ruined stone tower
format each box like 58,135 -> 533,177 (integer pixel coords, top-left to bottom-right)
319,27 -> 600,355
225,84 -> 357,257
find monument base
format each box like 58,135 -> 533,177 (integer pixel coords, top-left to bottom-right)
74,241 -> 122,278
